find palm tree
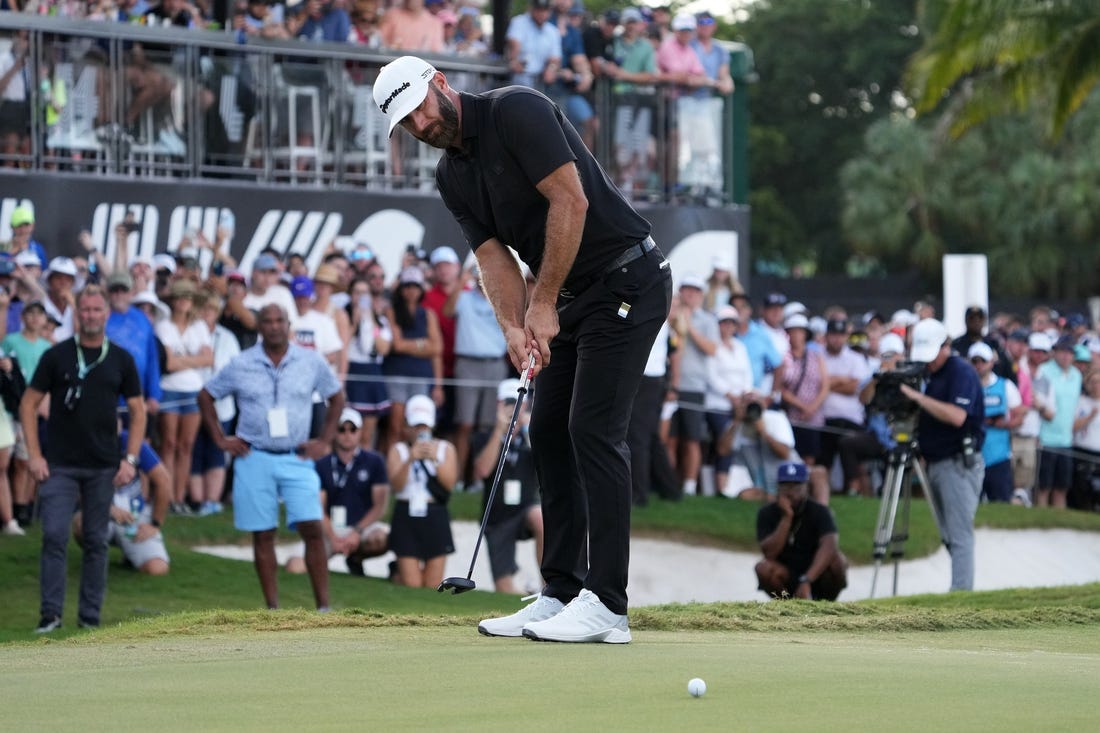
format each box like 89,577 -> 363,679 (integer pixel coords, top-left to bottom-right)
907,0 -> 1100,138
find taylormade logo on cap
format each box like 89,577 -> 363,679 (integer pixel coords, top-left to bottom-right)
373,56 -> 438,136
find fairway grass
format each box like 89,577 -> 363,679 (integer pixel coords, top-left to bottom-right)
4,625 -> 1096,731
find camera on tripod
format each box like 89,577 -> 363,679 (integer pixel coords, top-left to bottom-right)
870,361 -> 926,422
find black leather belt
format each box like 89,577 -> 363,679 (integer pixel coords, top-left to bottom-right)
560,236 -> 658,299
253,447 -> 295,455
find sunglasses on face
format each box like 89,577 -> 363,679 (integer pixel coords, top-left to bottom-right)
338,425 -> 359,433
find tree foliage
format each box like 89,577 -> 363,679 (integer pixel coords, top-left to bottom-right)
841,93 -> 1100,298
908,0 -> 1100,138
735,0 -> 921,274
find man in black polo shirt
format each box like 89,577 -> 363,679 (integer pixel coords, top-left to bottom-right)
897,318 -> 985,591
21,284 -> 146,633
374,55 -> 672,643
755,462 -> 848,601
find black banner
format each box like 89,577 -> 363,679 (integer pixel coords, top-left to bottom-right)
1,171 -> 750,288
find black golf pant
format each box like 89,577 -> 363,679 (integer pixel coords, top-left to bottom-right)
529,244 -> 672,615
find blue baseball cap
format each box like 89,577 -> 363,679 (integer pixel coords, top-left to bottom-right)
776,462 -> 808,484
290,275 -> 314,299
253,253 -> 279,272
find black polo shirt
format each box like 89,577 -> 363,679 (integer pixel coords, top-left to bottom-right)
32,339 -> 142,469
917,355 -> 985,462
435,87 -> 651,293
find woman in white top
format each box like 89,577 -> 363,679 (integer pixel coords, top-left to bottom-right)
155,280 -> 213,513
704,306 -> 753,495
386,395 -> 457,588
189,291 -> 241,516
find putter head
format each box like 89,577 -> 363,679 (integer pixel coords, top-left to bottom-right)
437,576 -> 477,594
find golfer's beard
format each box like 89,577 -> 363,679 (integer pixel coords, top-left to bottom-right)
419,90 -> 459,149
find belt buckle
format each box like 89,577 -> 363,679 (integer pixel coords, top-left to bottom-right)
558,288 -> 576,300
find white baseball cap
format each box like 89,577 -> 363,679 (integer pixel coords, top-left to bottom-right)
782,301 -> 807,320
967,341 -> 995,362
879,332 -> 906,357
497,378 -> 522,402
429,246 -> 460,265
671,12 -> 697,31
338,407 -> 363,429
373,55 -> 439,137
14,250 -> 41,267
679,273 -> 706,291
46,256 -> 78,278
909,318 -> 949,362
405,394 -> 436,428
716,305 -> 740,323
1028,332 -> 1053,352
784,313 -> 810,331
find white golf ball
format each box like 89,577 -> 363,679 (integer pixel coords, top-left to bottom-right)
688,677 -> 706,697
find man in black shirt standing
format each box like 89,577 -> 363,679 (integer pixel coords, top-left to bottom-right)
755,463 -> 848,601
21,284 -> 145,633
375,56 -> 672,643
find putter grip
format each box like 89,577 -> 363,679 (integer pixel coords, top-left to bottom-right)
520,353 -> 537,390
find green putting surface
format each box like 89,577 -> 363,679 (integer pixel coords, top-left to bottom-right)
6,626 -> 1097,731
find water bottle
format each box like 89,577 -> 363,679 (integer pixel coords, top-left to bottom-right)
125,495 -> 144,538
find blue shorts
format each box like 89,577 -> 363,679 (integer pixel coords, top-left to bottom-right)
191,420 -> 230,475
161,389 -> 199,415
232,450 -> 321,531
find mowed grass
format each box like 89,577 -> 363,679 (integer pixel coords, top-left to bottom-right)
4,625 -> 1099,731
3,496 -> 1100,730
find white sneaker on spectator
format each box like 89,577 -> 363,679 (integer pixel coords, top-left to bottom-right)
3,519 -> 25,536
478,593 -> 564,638
521,589 -> 631,644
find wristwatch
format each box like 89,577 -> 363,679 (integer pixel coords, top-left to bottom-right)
125,454 -> 138,467
798,574 -> 811,585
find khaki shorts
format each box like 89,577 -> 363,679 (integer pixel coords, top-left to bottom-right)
0,410 -> 14,452
1012,435 -> 1038,491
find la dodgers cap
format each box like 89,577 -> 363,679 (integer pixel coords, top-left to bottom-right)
776,462 -> 808,484
374,56 -> 438,137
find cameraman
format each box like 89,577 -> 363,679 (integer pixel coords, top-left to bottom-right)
896,319 -> 985,591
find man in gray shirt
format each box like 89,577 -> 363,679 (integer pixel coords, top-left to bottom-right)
669,275 -> 718,496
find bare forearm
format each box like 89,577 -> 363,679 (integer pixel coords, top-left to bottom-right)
529,199 -> 586,306
760,520 -> 792,560
805,534 -> 839,582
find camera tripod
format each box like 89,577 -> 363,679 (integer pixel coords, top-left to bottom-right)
869,421 -> 945,598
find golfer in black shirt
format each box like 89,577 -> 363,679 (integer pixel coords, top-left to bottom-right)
22,284 -> 146,633
375,56 -> 672,643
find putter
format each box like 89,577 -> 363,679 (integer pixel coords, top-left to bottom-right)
438,354 -> 537,595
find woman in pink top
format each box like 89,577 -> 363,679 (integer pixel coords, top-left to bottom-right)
380,0 -> 445,52
775,314 -> 829,466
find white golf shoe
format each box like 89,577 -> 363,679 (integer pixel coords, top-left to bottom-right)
521,589 -> 631,644
478,593 -> 565,637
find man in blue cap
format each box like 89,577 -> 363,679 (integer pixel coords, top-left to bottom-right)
755,462 -> 848,600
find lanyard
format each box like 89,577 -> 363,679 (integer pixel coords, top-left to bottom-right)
331,450 -> 360,491
77,339 -> 109,380
263,357 -> 288,403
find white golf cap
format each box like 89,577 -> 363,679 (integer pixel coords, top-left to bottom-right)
46,256 -> 78,278
784,313 -> 810,331
373,55 -> 438,137
710,254 -> 732,271
909,318 -> 949,362
968,341 -> 995,362
716,305 -> 740,323
879,332 -> 905,357
497,378 -> 522,402
338,407 -> 363,429
429,246 -> 460,265
153,253 -> 177,273
671,11 -> 697,31
782,301 -> 807,319
405,394 -> 436,428
679,273 -> 705,290
131,290 -> 169,320
891,309 -> 918,327
1028,332 -> 1053,352
14,250 -> 41,267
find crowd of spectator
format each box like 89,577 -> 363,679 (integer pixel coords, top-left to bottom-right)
2,3 -> 734,197
646,258 -> 1100,516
